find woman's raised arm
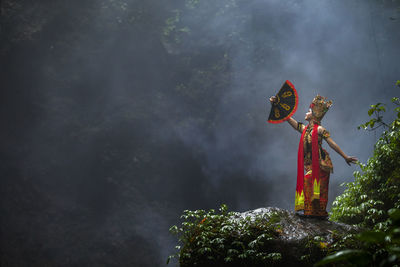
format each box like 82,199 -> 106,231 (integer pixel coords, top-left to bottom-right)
287,117 -> 302,132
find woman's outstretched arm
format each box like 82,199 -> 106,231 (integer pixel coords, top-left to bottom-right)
325,137 -> 358,165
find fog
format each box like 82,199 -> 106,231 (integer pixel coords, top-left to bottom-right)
1,0 -> 399,266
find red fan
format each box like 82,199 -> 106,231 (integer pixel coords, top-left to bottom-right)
267,80 -> 299,123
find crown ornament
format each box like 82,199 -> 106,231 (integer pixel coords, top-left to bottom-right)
310,95 -> 332,121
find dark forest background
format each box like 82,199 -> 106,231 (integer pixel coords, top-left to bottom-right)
1,0 -> 399,266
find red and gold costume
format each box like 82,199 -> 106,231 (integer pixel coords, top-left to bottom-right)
295,95 -> 333,217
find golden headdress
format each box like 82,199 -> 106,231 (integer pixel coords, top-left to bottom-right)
310,95 -> 332,121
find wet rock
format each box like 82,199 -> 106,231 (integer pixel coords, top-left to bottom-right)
177,206 -> 360,267
236,207 -> 359,242
232,207 -> 360,266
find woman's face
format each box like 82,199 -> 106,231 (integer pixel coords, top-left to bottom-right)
305,108 -> 313,121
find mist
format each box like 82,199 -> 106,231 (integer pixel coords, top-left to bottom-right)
1,0 -> 399,266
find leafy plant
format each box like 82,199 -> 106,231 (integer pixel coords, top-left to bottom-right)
317,209 -> 400,266
167,204 -> 284,266
321,83 -> 400,266
357,102 -> 388,130
331,90 -> 400,230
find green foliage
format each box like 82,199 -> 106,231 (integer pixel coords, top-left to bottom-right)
167,204 -> 284,266
317,209 -> 400,266
315,249 -> 370,266
357,102 -> 388,130
296,231 -> 366,266
298,236 -> 330,265
324,86 -> 400,266
331,92 -> 400,230
168,205 -> 358,266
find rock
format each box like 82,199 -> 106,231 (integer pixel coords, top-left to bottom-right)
175,206 -> 361,267
231,207 -> 361,266
236,207 -> 359,243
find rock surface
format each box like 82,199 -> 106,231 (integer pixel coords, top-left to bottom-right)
232,207 -> 360,266
177,206 -> 361,266
236,207 -> 359,243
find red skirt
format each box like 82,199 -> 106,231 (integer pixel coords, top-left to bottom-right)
303,169 -> 330,217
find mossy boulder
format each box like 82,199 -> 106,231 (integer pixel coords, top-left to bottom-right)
168,206 -> 360,266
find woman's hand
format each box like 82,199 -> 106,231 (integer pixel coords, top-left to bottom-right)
345,155 -> 358,166
269,96 -> 277,104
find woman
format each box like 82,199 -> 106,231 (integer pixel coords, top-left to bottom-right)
269,95 -> 357,218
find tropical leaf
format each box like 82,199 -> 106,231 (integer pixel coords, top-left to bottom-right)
315,250 -> 370,266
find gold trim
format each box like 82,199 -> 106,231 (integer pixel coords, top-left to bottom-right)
274,107 -> 280,118
280,103 -> 291,111
312,178 -> 320,201
295,190 -> 305,211
282,91 -> 292,98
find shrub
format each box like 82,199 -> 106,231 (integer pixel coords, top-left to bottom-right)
167,204 -> 283,266
330,95 -> 400,230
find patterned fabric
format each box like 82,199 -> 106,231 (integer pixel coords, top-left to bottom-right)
322,129 -> 330,139
303,169 -> 330,217
295,124 -> 315,212
297,122 -> 304,132
295,122 -> 332,217
295,189 -> 305,211
302,124 -> 333,174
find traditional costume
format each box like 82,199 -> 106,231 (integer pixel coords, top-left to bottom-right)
295,95 -> 333,217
